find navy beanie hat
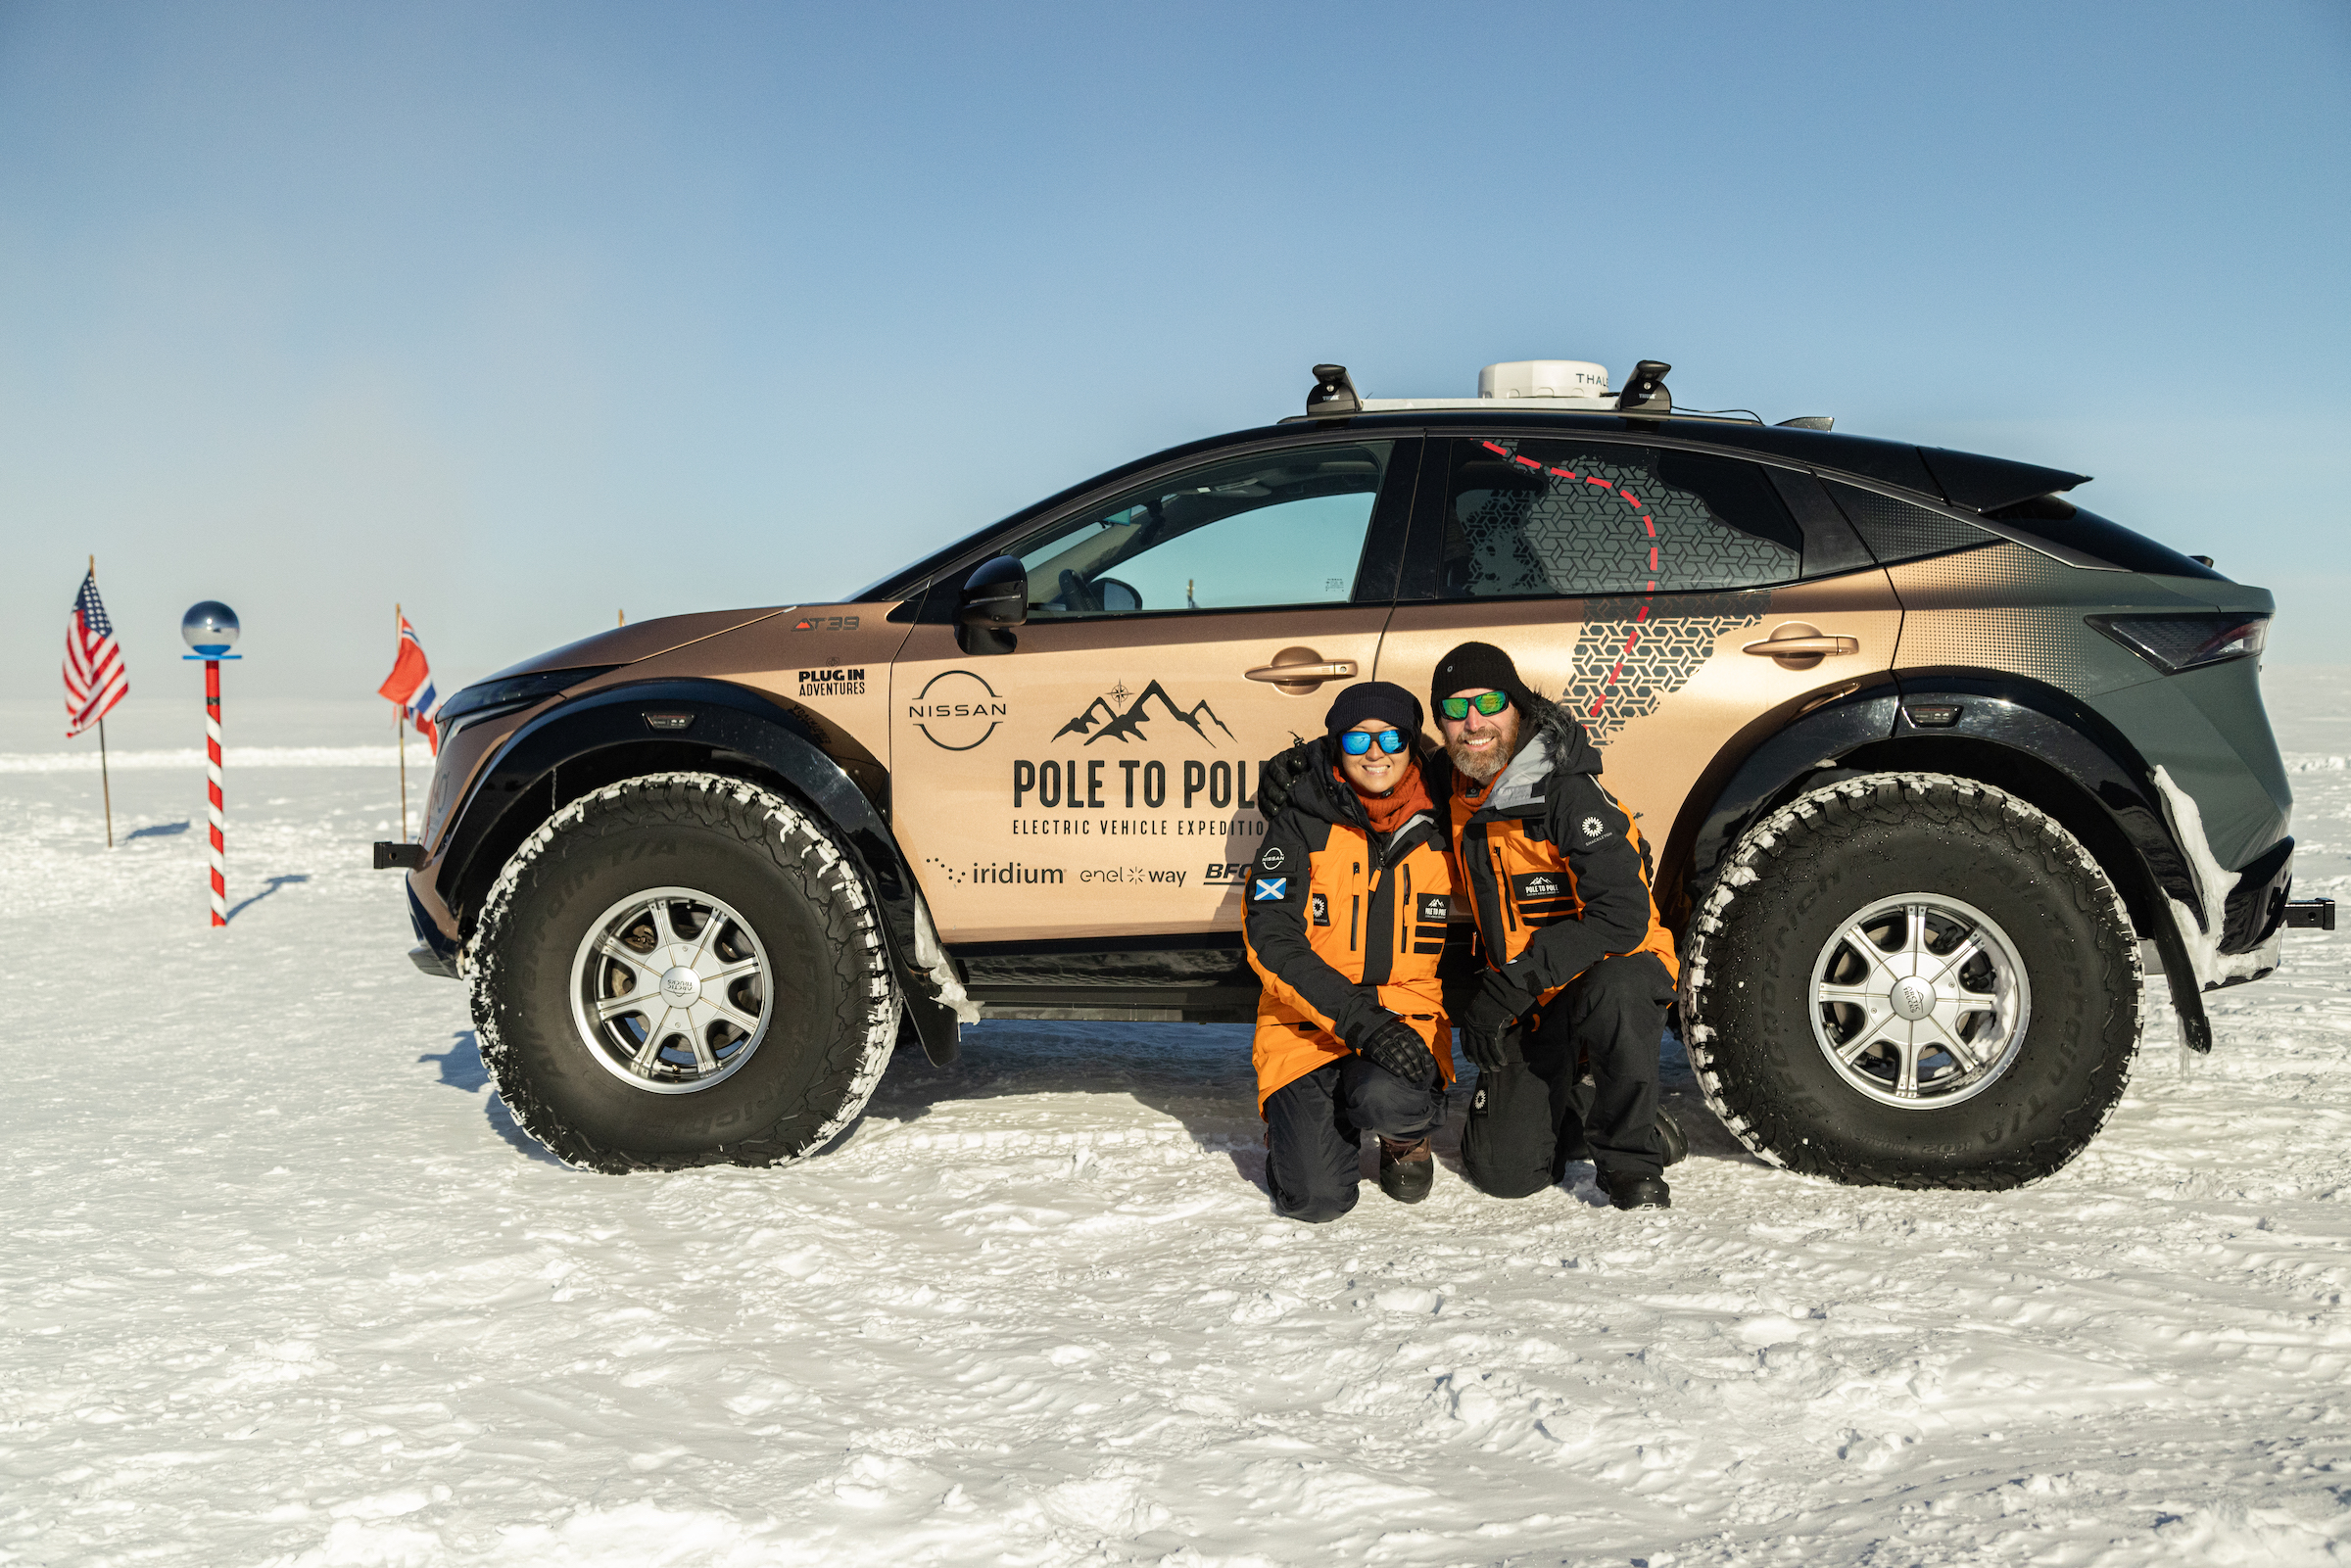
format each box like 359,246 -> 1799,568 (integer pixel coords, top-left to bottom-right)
1323,681 -> 1421,741
1430,641 -> 1537,717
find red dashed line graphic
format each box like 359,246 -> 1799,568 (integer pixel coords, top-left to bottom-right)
1481,440 -> 1657,722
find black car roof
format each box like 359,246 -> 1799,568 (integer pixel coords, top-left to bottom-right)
1332,410 -> 2089,511
857,408 -> 2093,601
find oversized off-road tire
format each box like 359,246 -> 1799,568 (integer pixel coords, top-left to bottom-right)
1683,773 -> 2140,1189
468,772 -> 896,1173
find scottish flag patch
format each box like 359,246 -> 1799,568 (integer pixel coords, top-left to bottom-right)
1252,878 -> 1287,901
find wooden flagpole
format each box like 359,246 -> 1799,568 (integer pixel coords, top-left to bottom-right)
92,554 -> 114,849
396,603 -> 408,842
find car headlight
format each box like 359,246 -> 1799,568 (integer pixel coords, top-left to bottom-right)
2089,614 -> 2268,674
437,666 -> 614,737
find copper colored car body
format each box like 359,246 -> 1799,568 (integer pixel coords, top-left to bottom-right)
387,364 -> 2318,1186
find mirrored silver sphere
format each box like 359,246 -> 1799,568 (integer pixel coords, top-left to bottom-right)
180,600 -> 241,654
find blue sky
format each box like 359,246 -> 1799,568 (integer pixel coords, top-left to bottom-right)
3,0 -> 2346,704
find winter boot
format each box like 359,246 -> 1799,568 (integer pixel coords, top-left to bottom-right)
1377,1136 -> 1434,1204
1595,1168 -> 1670,1211
1657,1108 -> 1689,1167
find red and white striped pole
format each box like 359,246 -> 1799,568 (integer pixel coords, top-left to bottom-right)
181,601 -> 242,929
205,657 -> 225,925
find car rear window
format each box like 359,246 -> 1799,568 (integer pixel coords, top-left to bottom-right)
1982,494 -> 2226,580
1429,438 -> 1801,598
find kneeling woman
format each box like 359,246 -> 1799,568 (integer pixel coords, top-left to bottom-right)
1244,682 -> 1464,1221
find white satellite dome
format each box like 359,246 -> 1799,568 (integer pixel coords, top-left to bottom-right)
1477,359 -> 1611,400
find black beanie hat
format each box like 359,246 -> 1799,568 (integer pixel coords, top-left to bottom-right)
1430,641 -> 1536,718
1323,680 -> 1421,741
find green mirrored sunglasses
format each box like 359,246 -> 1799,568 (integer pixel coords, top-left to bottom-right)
1437,690 -> 1511,721
1339,728 -> 1408,755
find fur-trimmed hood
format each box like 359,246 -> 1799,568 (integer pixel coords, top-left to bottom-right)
1478,695 -> 1604,813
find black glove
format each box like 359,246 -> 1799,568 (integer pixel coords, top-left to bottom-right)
1460,1022 -> 1525,1071
1254,742 -> 1315,821
1463,969 -> 1541,1036
1350,1012 -> 1438,1088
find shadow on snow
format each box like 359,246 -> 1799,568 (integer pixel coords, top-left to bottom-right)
417,1029 -> 571,1168
226,873 -> 309,923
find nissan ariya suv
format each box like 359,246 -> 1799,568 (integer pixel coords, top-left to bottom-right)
380,358 -> 2323,1188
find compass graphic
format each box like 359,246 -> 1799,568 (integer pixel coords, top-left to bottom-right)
1107,682 -> 1131,705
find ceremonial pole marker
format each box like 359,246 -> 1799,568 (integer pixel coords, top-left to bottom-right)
181,601 -> 242,928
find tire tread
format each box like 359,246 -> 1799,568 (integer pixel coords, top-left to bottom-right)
1683,771 -> 2142,1189
467,772 -> 896,1173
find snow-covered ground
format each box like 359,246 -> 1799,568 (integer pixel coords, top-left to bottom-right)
5,682 -> 2349,1567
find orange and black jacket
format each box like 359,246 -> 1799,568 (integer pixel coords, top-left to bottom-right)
1242,740 -> 1474,1108
1451,704 -> 1677,1002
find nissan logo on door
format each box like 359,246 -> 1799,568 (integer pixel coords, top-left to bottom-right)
909,669 -> 1010,750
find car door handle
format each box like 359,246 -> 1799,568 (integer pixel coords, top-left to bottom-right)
1246,649 -> 1357,694
1742,636 -> 1859,656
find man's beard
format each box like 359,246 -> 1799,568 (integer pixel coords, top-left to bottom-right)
1446,716 -> 1519,783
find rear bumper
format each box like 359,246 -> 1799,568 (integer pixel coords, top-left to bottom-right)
2217,839 -> 2337,946
2221,836 -> 2294,954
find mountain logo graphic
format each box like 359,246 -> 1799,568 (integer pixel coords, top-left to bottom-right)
1051,681 -> 1238,747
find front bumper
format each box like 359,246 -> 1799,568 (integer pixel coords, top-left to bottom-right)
408,943 -> 459,978
407,879 -> 462,978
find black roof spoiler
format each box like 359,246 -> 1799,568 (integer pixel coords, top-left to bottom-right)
1652,421 -> 2088,512
1917,447 -> 2090,513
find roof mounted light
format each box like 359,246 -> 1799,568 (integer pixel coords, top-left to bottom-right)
1306,363 -> 1362,417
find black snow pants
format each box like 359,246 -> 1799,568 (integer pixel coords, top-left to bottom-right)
1264,1053 -> 1446,1224
1461,950 -> 1676,1199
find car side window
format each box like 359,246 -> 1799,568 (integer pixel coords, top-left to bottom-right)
1821,478 -> 1992,565
1014,442 -> 1394,617
1427,438 -> 1801,598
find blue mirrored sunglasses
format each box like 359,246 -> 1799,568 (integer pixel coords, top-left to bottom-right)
1437,690 -> 1511,721
1339,729 -> 1409,755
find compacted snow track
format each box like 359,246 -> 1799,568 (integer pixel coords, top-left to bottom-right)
3,691 -> 2348,1567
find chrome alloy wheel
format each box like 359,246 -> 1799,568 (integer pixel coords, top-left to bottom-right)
1808,893 -> 2031,1109
568,887 -> 772,1095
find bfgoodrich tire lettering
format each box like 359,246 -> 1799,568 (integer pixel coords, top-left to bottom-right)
1684,773 -> 2140,1189
468,772 -> 896,1172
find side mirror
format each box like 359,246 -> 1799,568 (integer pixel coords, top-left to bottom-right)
957,555 -> 1027,654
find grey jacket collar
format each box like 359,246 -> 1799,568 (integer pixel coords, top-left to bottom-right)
1483,735 -> 1557,814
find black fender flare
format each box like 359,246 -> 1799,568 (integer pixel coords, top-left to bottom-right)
1667,672 -> 2213,1052
443,677 -> 960,1064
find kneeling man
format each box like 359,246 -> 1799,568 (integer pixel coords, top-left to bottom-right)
1433,641 -> 1682,1210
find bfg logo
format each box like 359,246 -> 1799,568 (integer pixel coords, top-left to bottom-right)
909,669 -> 1009,751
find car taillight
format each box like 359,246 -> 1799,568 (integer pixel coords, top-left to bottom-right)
2090,613 -> 2269,674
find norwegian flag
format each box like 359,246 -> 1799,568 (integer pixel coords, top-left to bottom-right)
65,567 -> 128,737
376,613 -> 440,753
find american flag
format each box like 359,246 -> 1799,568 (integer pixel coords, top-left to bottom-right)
376,612 -> 440,752
65,568 -> 128,737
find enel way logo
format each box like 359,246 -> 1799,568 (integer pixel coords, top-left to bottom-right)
910,670 -> 1009,750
